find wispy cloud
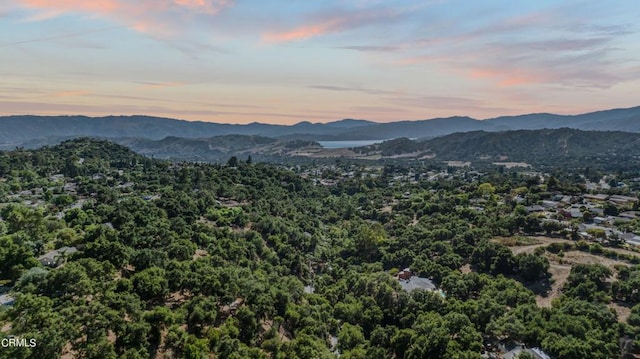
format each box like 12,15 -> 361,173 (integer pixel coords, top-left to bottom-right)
0,100 -> 321,122
134,81 -> 186,90
53,90 -> 91,97
460,37 -> 627,88
0,26 -> 119,47
13,0 -> 233,36
308,84 -> 400,96
263,6 -> 404,42
350,106 -> 408,114
390,5 -> 638,89
336,45 -> 398,52
383,94 -> 516,116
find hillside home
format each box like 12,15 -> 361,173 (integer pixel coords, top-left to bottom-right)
584,193 -> 609,202
610,195 -> 639,206
38,246 -> 78,268
562,207 -> 583,219
622,233 -> 640,246
503,346 -> 551,359
620,212 -> 639,220
0,294 -> 14,307
398,268 -> 412,280
525,205 -> 545,213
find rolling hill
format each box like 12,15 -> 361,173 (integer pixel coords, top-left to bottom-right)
1,105 -> 640,149
24,128 -> 638,169
356,128 -> 640,168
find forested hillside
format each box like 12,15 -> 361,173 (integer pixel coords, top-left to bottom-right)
0,139 -> 640,358
357,128 -> 640,169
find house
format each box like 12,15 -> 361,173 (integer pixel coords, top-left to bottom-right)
621,233 -> 640,246
220,298 -> 244,316
63,182 -> 78,194
584,194 -> 609,202
398,268 -> 413,280
579,224 -> 617,239
562,207 -> 583,219
399,276 -> 437,293
397,268 -> 439,293
0,293 -> 15,307
609,195 -> 638,206
500,342 -> 551,359
560,195 -> 573,204
38,246 -> 78,268
593,216 -> 608,225
525,205 -> 545,213
619,211 -> 639,220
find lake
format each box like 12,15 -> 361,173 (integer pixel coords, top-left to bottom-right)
318,139 -> 386,149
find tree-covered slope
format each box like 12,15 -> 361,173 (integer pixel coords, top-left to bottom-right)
0,139 -> 639,358
424,128 -> 640,160
355,128 -> 640,168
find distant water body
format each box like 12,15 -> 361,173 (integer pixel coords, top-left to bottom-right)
318,139 -> 386,149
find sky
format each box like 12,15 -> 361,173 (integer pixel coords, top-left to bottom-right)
1,1 -> 639,124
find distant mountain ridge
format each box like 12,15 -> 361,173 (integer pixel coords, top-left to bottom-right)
1,106 -> 639,149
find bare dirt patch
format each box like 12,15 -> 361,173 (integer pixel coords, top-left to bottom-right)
301,148 -> 357,158
499,236 -> 632,308
260,319 -> 291,342
494,236 -> 566,255
1,322 -> 11,332
534,262 -> 571,308
444,161 -> 471,167
165,291 -> 191,309
60,342 -> 77,359
460,264 -> 472,274
609,302 -> 633,323
193,249 -> 208,260
560,251 -> 631,268
107,330 -> 116,344
534,251 -> 630,308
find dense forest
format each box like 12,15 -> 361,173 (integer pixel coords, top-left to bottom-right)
1,139 -> 640,358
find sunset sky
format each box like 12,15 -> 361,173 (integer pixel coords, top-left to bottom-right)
1,1 -> 639,124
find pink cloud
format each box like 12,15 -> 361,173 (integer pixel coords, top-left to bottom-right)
264,20 -> 339,42
470,69 -> 541,87
15,0 -> 233,35
19,0 -> 120,15
263,7 -> 403,43
135,81 -> 186,90
498,75 -> 539,87
173,0 -> 231,14
53,90 -> 91,97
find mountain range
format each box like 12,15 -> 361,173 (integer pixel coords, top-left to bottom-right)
2,106 -> 640,149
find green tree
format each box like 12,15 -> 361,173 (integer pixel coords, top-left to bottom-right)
516,253 -> 550,282
132,266 -> 169,301
227,156 -> 239,167
338,323 -> 365,352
